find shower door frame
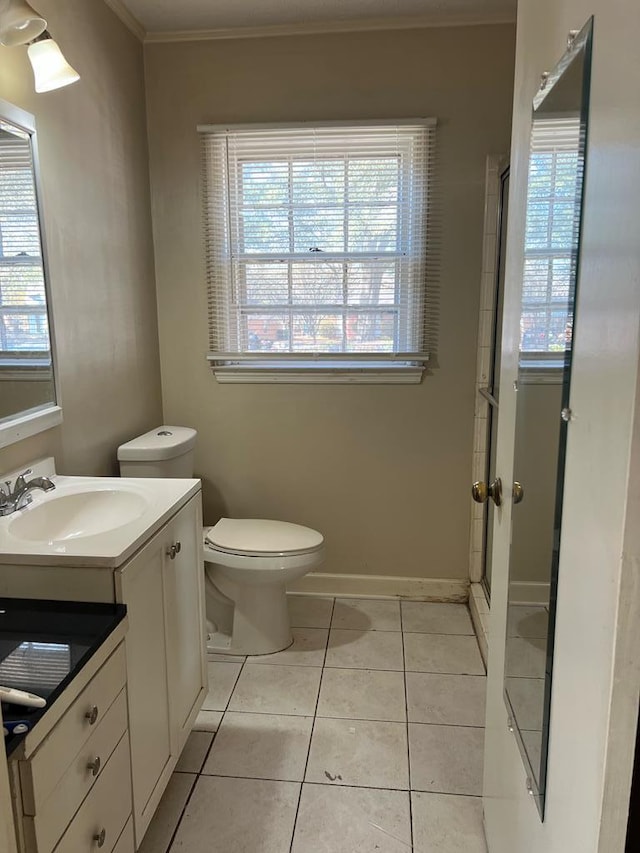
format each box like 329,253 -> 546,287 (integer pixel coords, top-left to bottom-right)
469,156 -> 510,604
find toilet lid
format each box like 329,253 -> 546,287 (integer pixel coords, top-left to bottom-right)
205,518 -> 324,557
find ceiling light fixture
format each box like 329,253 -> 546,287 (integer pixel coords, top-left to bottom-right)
27,30 -> 80,93
0,0 -> 46,47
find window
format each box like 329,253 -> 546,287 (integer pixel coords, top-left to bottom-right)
0,123 -> 50,366
200,121 -> 437,382
521,116 -> 583,370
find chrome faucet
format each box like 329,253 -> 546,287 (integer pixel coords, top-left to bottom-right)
0,469 -> 56,516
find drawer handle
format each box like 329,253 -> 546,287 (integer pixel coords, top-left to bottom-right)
87,756 -> 101,777
93,828 -> 106,848
166,541 -> 182,560
85,705 -> 99,726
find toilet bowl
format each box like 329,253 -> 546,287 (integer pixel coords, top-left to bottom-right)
117,427 -> 325,657
204,518 -> 325,655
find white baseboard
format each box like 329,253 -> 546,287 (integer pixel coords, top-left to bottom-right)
287,572 -> 469,602
509,581 -> 550,605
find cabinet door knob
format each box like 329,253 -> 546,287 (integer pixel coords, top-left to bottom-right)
85,705 -> 99,725
93,828 -> 106,848
87,756 -> 101,777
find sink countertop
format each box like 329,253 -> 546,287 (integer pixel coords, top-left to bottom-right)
1,597 -> 127,757
0,474 -> 201,568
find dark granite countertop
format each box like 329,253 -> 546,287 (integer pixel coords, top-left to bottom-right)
0,598 -> 126,757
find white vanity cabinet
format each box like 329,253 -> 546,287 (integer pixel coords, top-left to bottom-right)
10,630 -> 133,853
2,486 -> 207,851
115,494 -> 206,842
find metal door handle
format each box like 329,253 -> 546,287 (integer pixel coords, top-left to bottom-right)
471,478 -> 503,507
93,828 -> 106,848
87,756 -> 101,777
513,482 -> 524,504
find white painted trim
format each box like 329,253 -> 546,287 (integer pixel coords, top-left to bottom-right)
519,367 -> 564,385
509,580 -> 550,605
144,14 -> 516,44
103,0 -> 146,41
287,571 -> 469,601
198,118 -> 437,134
0,406 -> 62,449
213,366 -> 423,384
0,369 -> 52,381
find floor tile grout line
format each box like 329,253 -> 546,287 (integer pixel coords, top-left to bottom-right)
209,662 -> 486,676
184,771 -> 484,798
167,650 -> 249,851
165,769 -> 199,853
200,653 -> 248,759
406,721 -> 486,731
326,627 -> 477,637
288,595 -> 336,853
189,712 -> 487,729
400,596 -> 414,851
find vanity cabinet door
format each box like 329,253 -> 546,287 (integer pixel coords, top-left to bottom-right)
162,496 -> 207,755
116,536 -> 172,843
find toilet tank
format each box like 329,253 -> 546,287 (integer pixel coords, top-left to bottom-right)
117,426 -> 197,478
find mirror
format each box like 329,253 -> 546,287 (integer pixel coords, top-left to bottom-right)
503,18 -> 593,817
0,99 -> 59,445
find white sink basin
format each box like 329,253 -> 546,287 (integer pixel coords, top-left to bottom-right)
0,461 -> 200,567
8,489 -> 149,543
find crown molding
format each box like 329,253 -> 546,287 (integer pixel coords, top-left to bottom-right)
143,12 -> 516,44
103,0 -> 146,42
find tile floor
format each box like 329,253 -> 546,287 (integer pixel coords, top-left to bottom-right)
140,596 -> 488,853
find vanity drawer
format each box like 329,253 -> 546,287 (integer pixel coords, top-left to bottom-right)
53,733 -> 131,853
20,644 -> 126,811
26,690 -> 128,852
112,818 -> 134,853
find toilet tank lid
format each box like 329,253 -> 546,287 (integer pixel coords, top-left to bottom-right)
117,426 -> 197,462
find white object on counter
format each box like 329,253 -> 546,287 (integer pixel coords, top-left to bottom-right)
0,685 -> 46,709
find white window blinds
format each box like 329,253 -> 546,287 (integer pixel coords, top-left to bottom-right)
522,116 -> 583,356
0,123 -> 49,356
199,121 -> 437,365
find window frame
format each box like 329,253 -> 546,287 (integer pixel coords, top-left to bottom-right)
199,119 -> 436,384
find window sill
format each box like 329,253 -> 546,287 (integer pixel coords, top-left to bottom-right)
210,360 -> 424,385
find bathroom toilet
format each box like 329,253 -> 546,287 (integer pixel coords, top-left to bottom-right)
117,426 -> 325,655
204,517 -> 324,655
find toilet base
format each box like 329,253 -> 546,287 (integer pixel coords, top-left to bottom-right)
206,629 -> 294,657
206,575 -> 294,656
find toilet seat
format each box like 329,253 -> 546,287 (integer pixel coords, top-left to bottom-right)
204,518 -> 324,558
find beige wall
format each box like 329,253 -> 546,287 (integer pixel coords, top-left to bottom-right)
145,24 -> 515,580
0,0 -> 162,478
